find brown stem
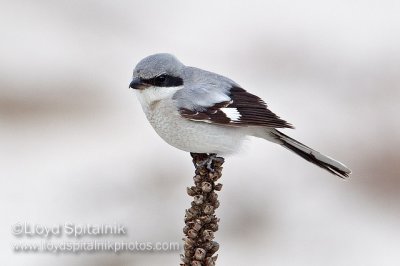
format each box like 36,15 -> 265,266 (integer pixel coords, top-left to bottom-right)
180,153 -> 224,266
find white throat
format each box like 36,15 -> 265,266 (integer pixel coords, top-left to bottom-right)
135,86 -> 183,109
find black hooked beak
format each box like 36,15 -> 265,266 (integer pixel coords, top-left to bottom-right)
129,78 -> 147,90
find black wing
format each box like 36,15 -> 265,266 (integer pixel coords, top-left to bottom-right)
178,86 -> 293,128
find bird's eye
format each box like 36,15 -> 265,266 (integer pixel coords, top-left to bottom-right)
155,75 -> 166,83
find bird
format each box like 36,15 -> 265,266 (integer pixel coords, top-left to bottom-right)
129,53 -> 351,178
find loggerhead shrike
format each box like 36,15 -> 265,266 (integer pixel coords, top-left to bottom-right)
129,53 -> 351,178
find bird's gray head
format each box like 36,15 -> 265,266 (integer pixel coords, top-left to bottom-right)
130,53 -> 185,90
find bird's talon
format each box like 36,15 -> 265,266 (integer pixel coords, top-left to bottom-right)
206,154 -> 217,172
191,153 -> 218,172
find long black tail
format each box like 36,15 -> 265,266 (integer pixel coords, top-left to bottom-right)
271,130 -> 351,178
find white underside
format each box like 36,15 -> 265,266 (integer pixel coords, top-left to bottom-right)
135,86 -> 258,155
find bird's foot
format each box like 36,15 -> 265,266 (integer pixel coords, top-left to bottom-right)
190,153 -> 223,172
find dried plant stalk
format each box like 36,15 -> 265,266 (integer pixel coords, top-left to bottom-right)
180,153 -> 224,266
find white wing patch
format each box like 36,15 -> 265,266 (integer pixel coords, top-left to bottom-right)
220,108 -> 241,121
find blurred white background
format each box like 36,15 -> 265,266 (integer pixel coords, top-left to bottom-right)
1,0 -> 399,265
